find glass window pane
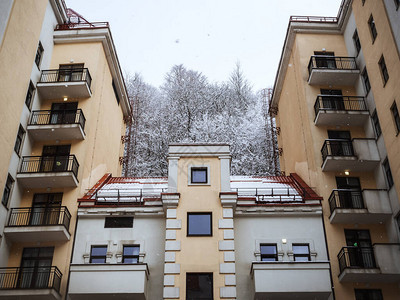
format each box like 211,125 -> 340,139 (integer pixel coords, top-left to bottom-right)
294,256 -> 310,262
186,273 -> 213,299
91,258 -> 106,263
191,168 -> 207,183
261,257 -> 276,262
293,245 -> 309,254
260,245 -> 277,255
123,246 -> 139,256
91,246 -> 107,256
123,257 -> 138,263
188,214 -> 211,235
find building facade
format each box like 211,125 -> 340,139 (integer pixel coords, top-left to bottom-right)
69,144 -> 332,300
0,1 -> 130,298
271,0 -> 400,299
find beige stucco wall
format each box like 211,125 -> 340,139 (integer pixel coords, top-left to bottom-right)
174,156 -> 224,299
0,0 -> 47,192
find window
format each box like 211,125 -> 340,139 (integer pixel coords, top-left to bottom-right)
25,81 -> 35,109
35,42 -> 44,69
122,245 -> 139,263
112,80 -> 120,105
186,273 -> 213,300
260,244 -> 278,261
187,213 -> 212,236
105,217 -> 133,228
90,245 -> 107,263
362,68 -> 371,95
14,125 -> 25,155
371,110 -> 382,137
395,0 -> 400,10
383,158 -> 394,189
293,244 -> 311,261
391,101 -> 400,134
368,15 -> 377,42
355,289 -> 383,300
191,167 -> 208,184
378,55 -> 389,85
1,174 -> 14,207
362,0 -> 366,5
353,30 -> 361,55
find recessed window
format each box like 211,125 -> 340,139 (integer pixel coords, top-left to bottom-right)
25,81 -> 35,110
187,213 -> 212,236
90,245 -> 107,263
394,0 -> 400,10
362,0 -> 366,6
353,30 -> 361,55
14,125 -> 25,155
123,245 -> 139,263
368,15 -> 377,42
104,217 -> 133,228
355,289 -> 383,300
260,244 -> 278,261
293,244 -> 311,261
362,68 -> 371,95
112,80 -> 120,105
383,158 -> 394,189
1,174 -> 14,207
186,273 -> 213,300
35,42 -> 44,69
391,101 -> 400,134
378,55 -> 389,85
191,167 -> 208,184
371,110 -> 382,138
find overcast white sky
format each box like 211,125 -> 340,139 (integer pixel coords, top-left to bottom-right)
66,0 -> 342,90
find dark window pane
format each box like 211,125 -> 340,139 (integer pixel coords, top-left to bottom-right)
260,244 -> 278,261
91,246 -> 107,256
293,244 -> 310,261
14,125 -> 25,154
188,213 -> 212,236
379,55 -> 389,85
123,257 -> 138,263
260,245 -> 277,255
186,273 -> 213,300
25,81 -> 35,109
191,168 -> 207,183
105,217 -> 133,228
368,15 -> 377,42
362,68 -> 371,94
35,42 -> 44,68
353,30 -> 361,54
383,158 -> 394,189
1,174 -> 14,207
123,246 -> 140,256
90,246 -> 107,263
293,245 -> 309,254
372,110 -> 382,137
391,101 -> 400,134
355,289 -> 383,300
90,258 -> 106,264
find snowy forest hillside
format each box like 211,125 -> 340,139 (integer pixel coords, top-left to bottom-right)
123,64 -> 279,177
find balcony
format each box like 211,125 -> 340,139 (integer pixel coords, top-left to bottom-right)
27,109 -> 86,141
37,68 -> 92,99
329,189 -> 391,224
321,139 -> 379,172
308,56 -> 359,85
68,264 -> 149,299
314,95 -> 369,126
251,262 -> 332,300
17,155 -> 79,188
0,266 -> 62,299
338,244 -> 400,283
4,206 -> 71,242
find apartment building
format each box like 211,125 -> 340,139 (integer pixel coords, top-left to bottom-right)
68,144 -> 332,300
271,0 -> 400,299
0,1 -> 130,298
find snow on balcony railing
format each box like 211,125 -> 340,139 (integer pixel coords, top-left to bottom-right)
232,187 -> 303,202
93,187 -> 167,205
55,22 -> 109,30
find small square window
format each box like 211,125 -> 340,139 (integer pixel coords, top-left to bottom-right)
186,273 -> 213,300
383,158 -> 394,189
353,30 -> 361,55
293,244 -> 311,261
104,217 -> 133,228
368,15 -> 377,42
391,101 -> 400,134
378,55 -> 389,85
371,110 -> 382,138
191,167 -> 208,184
355,289 -> 383,300
1,174 -> 14,208
187,213 -> 212,236
90,245 -> 107,263
260,244 -> 278,261
362,68 -> 371,95
35,42 -> 44,69
123,245 -> 139,263
14,125 -> 25,155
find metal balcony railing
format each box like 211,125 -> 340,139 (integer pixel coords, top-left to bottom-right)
338,247 -> 377,274
7,206 -> 71,231
231,187 -> 304,202
308,56 -> 358,77
55,22 -> 109,30
321,139 -> 355,162
314,95 -> 368,117
29,109 -> 85,131
93,188 -> 167,206
328,189 -> 364,214
0,266 -> 62,292
19,155 -> 79,178
39,68 -> 92,90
